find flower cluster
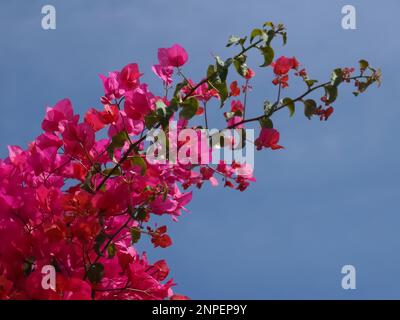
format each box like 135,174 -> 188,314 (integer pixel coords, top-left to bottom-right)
271,56 -> 299,88
0,22 -> 380,300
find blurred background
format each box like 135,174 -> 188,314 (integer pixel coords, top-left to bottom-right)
0,0 -> 399,299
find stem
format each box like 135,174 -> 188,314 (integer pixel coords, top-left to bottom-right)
228,75 -> 369,129
243,79 -> 249,119
204,102 -> 209,128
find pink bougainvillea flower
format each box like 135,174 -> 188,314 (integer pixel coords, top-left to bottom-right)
42,98 -> 79,133
99,71 -> 124,100
244,67 -> 255,80
272,56 -> 299,75
152,64 -> 174,86
85,104 -> 119,132
158,44 -> 188,67
315,106 -> 334,121
230,81 -> 241,97
124,84 -> 155,120
181,79 -> 219,102
151,226 -> 173,248
255,128 -> 284,150
119,63 -> 142,91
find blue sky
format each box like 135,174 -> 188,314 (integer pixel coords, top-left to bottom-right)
1,0 -> 399,299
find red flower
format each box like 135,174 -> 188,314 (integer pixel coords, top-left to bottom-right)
158,44 -> 188,68
244,67 -> 255,79
272,56 -> 299,75
230,81 -> 241,97
151,226 -> 173,248
255,128 -> 284,150
119,63 -> 142,90
315,106 -> 334,121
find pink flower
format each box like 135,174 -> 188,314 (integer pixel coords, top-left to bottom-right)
152,64 -> 174,86
42,99 -> 79,133
255,128 -> 284,150
244,67 -> 255,79
158,44 -> 188,67
272,56 -> 299,75
99,71 -> 124,99
227,115 -> 243,128
124,84 -> 155,120
119,63 -> 142,91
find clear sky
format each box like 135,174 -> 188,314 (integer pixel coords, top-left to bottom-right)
1,0 -> 399,299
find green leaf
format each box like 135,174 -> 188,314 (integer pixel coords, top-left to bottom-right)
131,155 -> 147,176
179,97 -> 199,120
331,68 -> 343,86
238,36 -> 247,47
102,167 -> 122,177
263,21 -> 274,29
250,28 -> 263,43
263,100 -> 274,116
259,117 -> 274,128
94,232 -> 108,256
281,31 -> 287,45
212,80 -> 228,107
305,79 -> 318,88
215,56 -> 229,82
233,59 -> 248,77
107,243 -> 116,258
303,99 -> 317,119
207,64 -> 216,80
107,131 -> 129,159
156,99 -> 167,117
324,84 -> 338,103
130,227 -> 141,244
136,207 -> 147,221
173,80 -> 188,98
226,35 -> 241,47
259,46 -> 274,67
359,59 -> 369,70
282,97 -> 295,117
144,111 -> 159,130
87,263 -> 104,284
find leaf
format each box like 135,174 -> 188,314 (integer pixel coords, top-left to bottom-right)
250,28 -> 263,43
215,56 -> 229,82
233,59 -> 248,77
263,100 -> 274,116
359,59 -> 369,70
173,80 -> 188,98
212,80 -> 228,107
259,117 -> 273,128
94,232 -> 108,256
155,99 -> 167,117
144,111 -> 159,130
282,97 -> 295,117
102,167 -> 122,177
281,31 -> 287,45
130,227 -> 141,244
259,46 -> 274,67
226,35 -> 241,47
136,207 -> 147,221
303,99 -> 317,119
331,68 -> 343,86
263,21 -> 274,29
87,263 -> 104,284
107,131 -> 128,159
131,155 -> 147,176
324,84 -> 338,103
107,243 -> 116,258
179,97 -> 199,120
305,79 -> 318,88
207,64 -> 216,80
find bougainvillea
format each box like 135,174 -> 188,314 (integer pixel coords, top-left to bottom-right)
0,22 -> 380,300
